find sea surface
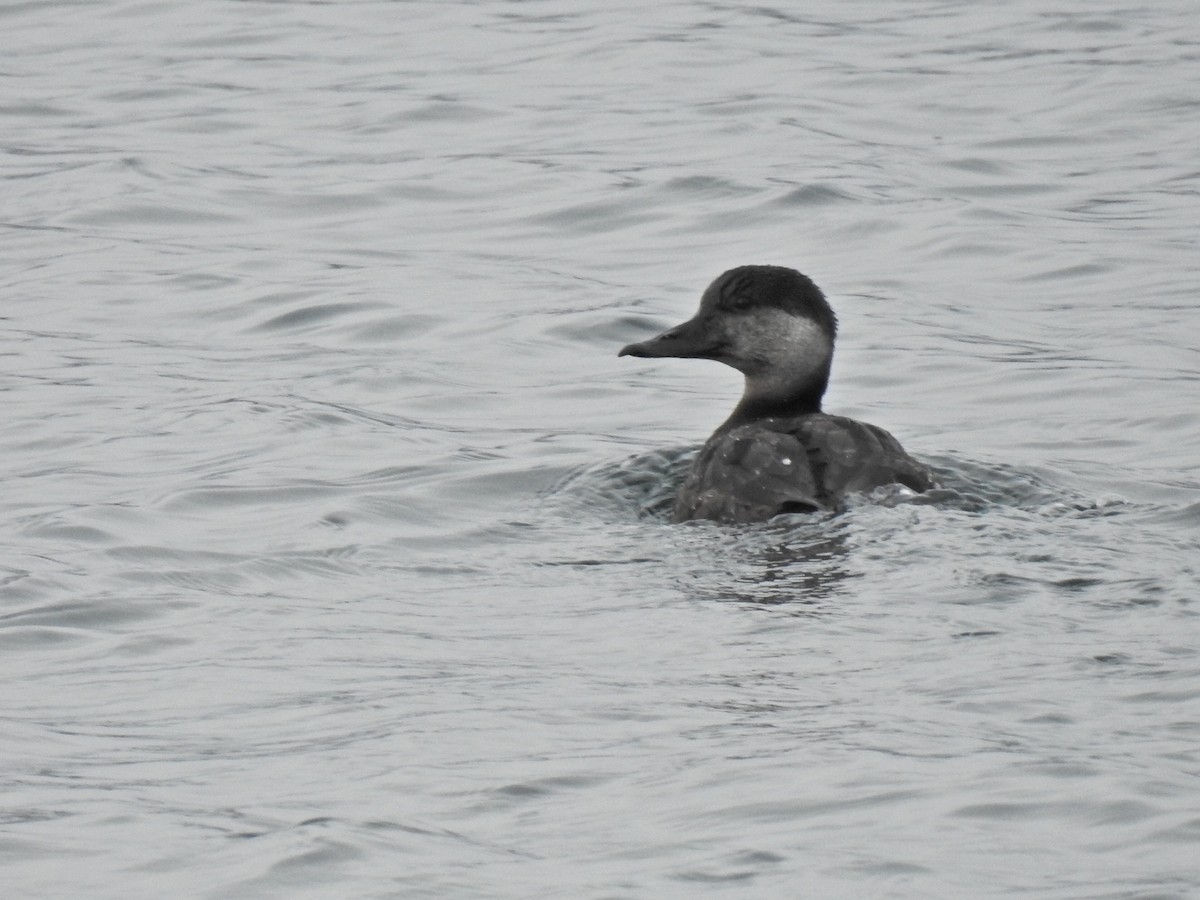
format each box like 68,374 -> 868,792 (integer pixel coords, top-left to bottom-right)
3,1 -> 1199,897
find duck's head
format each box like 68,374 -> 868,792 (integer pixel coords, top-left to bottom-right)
619,265 -> 838,418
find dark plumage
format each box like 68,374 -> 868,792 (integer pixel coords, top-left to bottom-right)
619,265 -> 938,524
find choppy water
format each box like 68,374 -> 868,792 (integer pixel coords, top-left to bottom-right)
4,1 -> 1200,897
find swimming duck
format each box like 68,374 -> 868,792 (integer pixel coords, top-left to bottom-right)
619,265 -> 938,523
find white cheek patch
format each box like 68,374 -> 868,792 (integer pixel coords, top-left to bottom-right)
729,312 -> 835,403
737,310 -> 831,383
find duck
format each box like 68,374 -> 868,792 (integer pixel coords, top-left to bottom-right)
619,265 -> 938,524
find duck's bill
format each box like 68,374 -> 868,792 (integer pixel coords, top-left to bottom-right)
618,317 -> 721,359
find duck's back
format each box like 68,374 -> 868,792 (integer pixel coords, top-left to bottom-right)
673,413 -> 937,524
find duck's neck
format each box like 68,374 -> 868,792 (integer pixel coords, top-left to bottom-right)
720,368 -> 830,430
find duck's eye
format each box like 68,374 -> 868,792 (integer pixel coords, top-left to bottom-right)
717,271 -> 758,311
723,292 -> 753,312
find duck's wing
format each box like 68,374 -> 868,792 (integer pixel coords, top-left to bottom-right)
672,426 -> 823,523
672,415 -> 938,524
794,414 -> 939,500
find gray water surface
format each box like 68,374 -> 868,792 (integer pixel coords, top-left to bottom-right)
4,1 -> 1200,897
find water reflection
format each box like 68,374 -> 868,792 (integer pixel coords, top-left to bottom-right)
709,525 -> 855,610
549,446 -> 1167,615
